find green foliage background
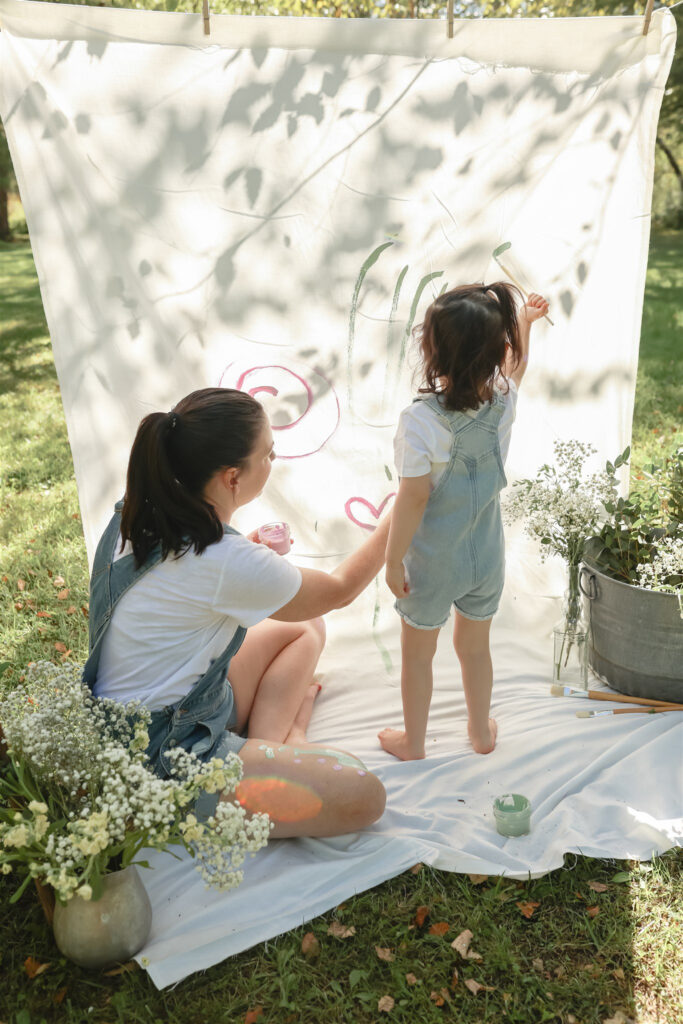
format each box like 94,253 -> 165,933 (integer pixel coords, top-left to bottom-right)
0,1 -> 681,234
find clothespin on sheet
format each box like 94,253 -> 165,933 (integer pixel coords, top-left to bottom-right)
642,0 -> 655,35
203,0 -> 211,36
447,0 -> 454,39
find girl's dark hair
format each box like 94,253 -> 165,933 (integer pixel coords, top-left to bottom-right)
417,282 -> 522,411
120,388 -> 266,567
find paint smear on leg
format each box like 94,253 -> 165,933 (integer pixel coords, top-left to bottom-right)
235,777 -> 323,822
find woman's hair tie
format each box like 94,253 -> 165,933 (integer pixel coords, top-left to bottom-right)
168,411 -> 178,429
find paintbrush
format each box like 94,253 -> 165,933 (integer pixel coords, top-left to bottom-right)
550,684 -> 683,710
576,706 -> 681,718
492,242 -> 554,325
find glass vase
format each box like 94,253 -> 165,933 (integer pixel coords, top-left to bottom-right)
552,563 -> 589,689
52,866 -> 152,969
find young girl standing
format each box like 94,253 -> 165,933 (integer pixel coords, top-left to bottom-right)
379,283 -> 549,761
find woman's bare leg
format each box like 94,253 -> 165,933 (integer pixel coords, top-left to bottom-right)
223,736 -> 386,838
378,620 -> 440,761
228,617 -> 326,741
452,612 -> 497,754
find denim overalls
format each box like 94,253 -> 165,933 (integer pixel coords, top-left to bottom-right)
396,392 -> 507,630
82,502 -> 248,819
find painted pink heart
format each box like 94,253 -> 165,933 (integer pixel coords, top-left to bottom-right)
344,493 -> 396,531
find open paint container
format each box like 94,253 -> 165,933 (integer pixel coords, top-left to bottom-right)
493,793 -> 531,837
258,522 -> 291,555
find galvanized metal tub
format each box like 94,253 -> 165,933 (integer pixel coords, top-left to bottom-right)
580,541 -> 683,703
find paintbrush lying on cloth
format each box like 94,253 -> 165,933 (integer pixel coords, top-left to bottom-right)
550,684 -> 683,710
576,706 -> 682,718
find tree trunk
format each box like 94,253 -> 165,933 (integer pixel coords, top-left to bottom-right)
0,188 -> 11,242
656,136 -> 683,192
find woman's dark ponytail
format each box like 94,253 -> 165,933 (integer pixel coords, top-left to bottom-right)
120,388 -> 265,567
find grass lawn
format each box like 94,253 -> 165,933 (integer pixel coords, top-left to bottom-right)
1,232 -> 682,1024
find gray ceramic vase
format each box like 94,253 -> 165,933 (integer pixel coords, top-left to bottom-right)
52,866 -> 152,969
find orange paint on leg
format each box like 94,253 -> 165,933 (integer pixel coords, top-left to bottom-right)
235,776 -> 323,823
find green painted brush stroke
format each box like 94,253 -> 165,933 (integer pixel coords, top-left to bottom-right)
347,241 -> 394,409
397,271 -> 444,376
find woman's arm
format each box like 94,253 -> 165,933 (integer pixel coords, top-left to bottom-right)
270,514 -> 392,622
385,474 -> 431,598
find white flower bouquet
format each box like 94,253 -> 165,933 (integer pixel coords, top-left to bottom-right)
0,661 -> 271,905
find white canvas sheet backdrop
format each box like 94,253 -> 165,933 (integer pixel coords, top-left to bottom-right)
1,0 -> 680,988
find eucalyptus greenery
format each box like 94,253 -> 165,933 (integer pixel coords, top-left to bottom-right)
590,445 -> 683,597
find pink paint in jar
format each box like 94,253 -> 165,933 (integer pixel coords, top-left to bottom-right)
257,522 -> 291,555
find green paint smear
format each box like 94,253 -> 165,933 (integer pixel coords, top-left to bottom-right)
372,576 -> 393,674
292,748 -> 366,770
347,241 -> 394,409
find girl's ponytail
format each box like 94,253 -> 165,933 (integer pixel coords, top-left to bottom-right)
120,389 -> 264,567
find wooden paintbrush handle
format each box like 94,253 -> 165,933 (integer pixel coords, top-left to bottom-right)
588,690 -> 683,710
615,706 -> 681,714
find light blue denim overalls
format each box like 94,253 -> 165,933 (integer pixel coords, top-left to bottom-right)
396,392 -> 508,630
82,502 -> 248,819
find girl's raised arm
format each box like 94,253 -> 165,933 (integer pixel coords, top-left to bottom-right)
502,293 -> 549,389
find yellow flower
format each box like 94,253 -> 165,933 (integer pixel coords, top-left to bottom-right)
1,863 -> 12,874
3,825 -> 29,848
28,801 -> 48,815
77,884 -> 93,901
33,815 -> 49,841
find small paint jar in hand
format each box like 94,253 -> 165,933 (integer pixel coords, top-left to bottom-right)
257,522 -> 291,555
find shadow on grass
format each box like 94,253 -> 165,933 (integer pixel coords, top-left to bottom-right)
3,852 -> 681,1024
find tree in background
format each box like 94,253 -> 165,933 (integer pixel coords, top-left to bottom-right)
0,0 -> 680,230
0,123 -> 18,241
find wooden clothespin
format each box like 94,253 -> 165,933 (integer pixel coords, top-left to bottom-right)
642,0 -> 655,35
447,0 -> 454,40
203,0 -> 211,36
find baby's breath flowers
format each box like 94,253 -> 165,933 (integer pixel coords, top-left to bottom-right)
503,440 -> 621,568
636,536 -> 683,617
0,662 -> 271,903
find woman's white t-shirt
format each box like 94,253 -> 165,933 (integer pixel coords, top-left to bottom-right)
93,532 -> 302,710
393,380 -> 518,487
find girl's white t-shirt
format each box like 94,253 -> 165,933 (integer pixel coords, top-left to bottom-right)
93,532 -> 302,710
394,379 -> 518,486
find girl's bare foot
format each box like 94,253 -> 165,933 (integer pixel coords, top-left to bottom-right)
284,682 -> 321,745
468,717 -> 497,754
378,727 -> 425,761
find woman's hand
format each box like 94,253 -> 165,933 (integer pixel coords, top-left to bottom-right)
385,561 -> 409,599
520,293 -> 549,324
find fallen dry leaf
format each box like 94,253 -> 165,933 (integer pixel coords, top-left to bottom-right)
15,602 -> 23,611
53,987 -> 67,1004
587,905 -> 600,918
589,881 -> 609,893
468,874 -> 488,885
450,967 -> 459,987
103,961 -> 139,977
301,932 -> 319,959
516,900 -> 540,919
464,978 -> 495,995
450,929 -> 482,960
375,946 -> 395,962
429,921 -> 450,937
54,642 -> 67,653
244,1007 -> 263,1024
413,905 -> 430,927
36,611 -> 52,619
57,589 -> 70,601
430,988 -> 451,1006
410,862 -> 423,874
53,576 -> 65,587
24,956 -> 50,979
377,995 -> 395,1013
327,921 -> 356,939
405,973 -> 418,986
613,967 -> 626,981
66,605 -> 77,614
17,579 -> 26,591
532,958 -> 544,971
